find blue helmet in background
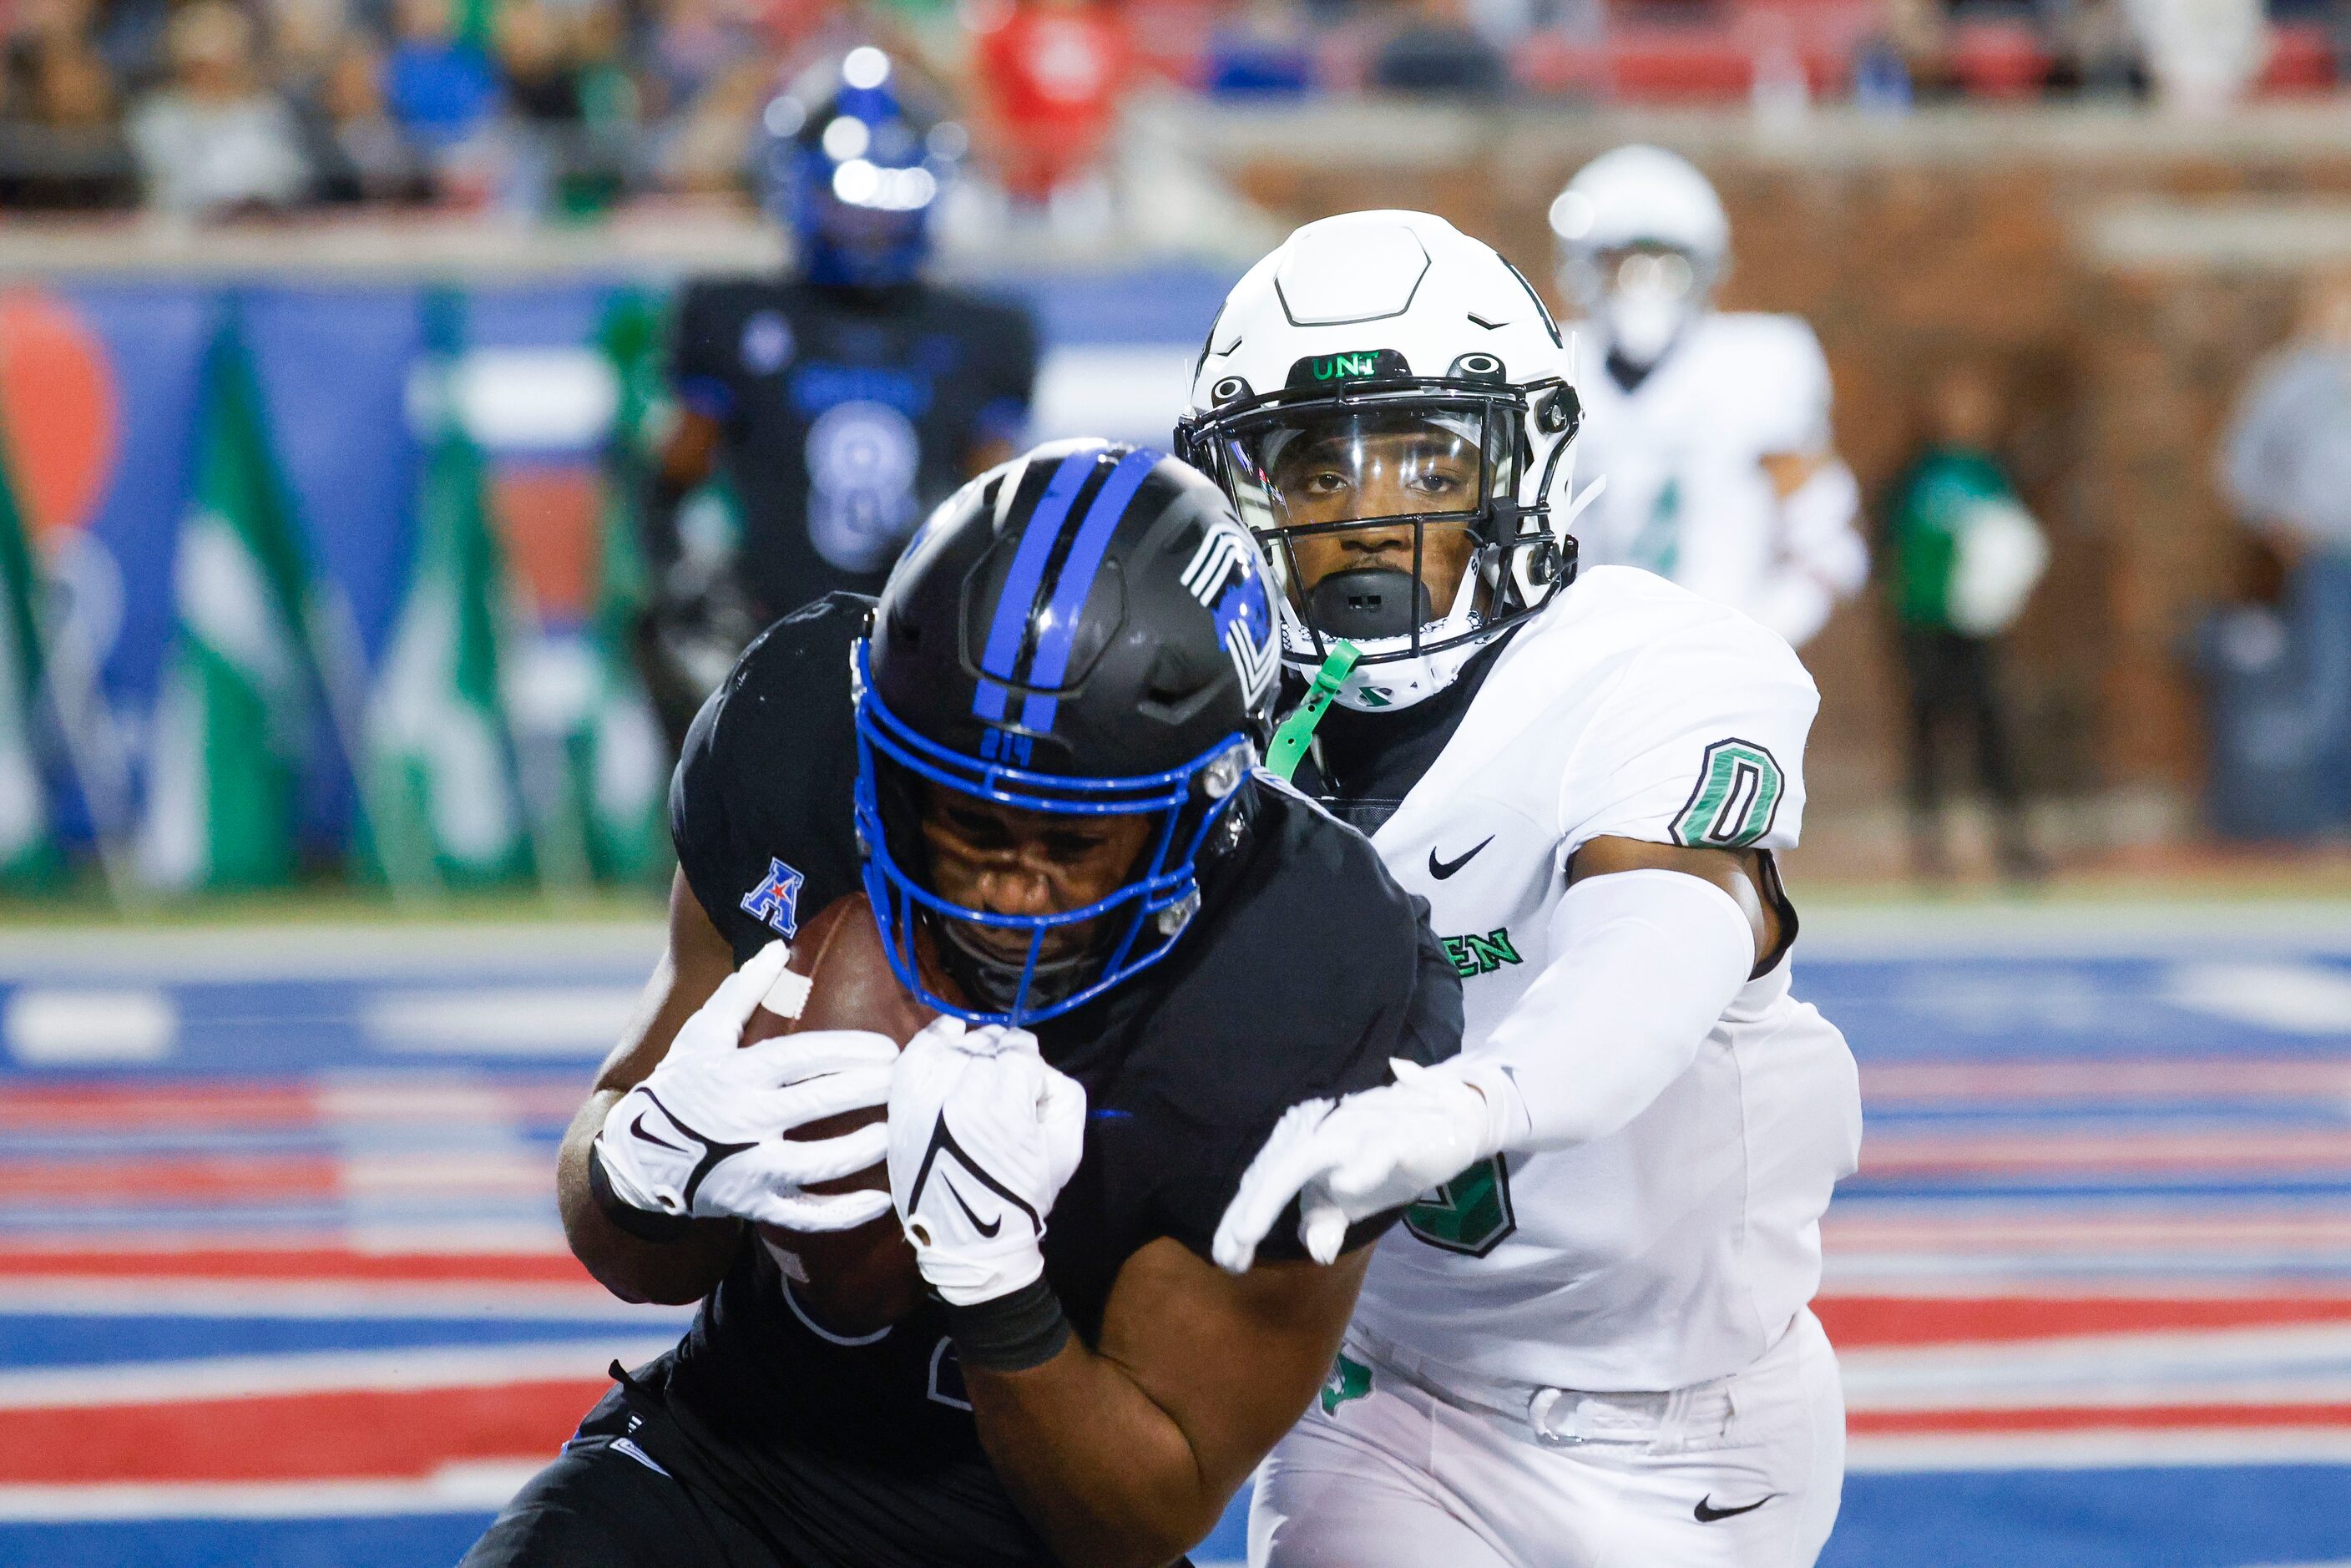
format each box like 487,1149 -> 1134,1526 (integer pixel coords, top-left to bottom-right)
761,46 -> 964,290
853,441 -> 1283,1026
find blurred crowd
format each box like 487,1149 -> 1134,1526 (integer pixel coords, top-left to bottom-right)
3,0 -> 2345,220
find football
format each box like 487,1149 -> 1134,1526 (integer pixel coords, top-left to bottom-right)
741,893 -> 958,1336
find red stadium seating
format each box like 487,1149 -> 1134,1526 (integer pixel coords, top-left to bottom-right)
1949,20 -> 2051,98
2261,23 -> 2338,94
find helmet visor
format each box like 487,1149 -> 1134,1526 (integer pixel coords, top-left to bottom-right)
1220,404 -> 1494,528
1212,403 -> 1511,633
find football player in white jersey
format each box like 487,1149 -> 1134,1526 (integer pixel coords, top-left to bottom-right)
1552,144 -> 1866,649
1177,210 -> 1863,1567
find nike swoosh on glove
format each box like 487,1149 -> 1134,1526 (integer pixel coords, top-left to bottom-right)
1211,1058 -> 1519,1273
887,1016 -> 1086,1307
597,942 -> 899,1232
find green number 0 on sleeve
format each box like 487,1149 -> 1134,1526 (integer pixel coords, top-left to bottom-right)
1669,739 -> 1785,849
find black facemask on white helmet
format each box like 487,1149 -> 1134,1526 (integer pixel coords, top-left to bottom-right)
1176,212 -> 1584,713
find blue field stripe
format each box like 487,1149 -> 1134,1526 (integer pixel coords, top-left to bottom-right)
0,1516 -> 496,1568
1015,448 -> 1161,734
7,1469 -> 2342,1568
973,451 -> 1096,725
0,1314 -> 659,1368
1822,1465 -> 2351,1568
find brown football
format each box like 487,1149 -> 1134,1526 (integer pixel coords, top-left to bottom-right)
741,893 -> 960,1336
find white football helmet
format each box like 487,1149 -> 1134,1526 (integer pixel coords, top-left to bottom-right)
1550,144 -> 1728,371
1176,210 -> 1581,713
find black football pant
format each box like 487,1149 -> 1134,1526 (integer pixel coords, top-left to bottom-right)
463,1388 -> 1206,1568
461,1399 -> 788,1568
1898,626 -> 2035,873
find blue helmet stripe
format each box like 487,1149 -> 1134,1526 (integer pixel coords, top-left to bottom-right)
972,450 -> 1097,723
1016,448 -> 1160,734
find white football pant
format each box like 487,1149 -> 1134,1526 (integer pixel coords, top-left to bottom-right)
1251,1309 -> 1843,1568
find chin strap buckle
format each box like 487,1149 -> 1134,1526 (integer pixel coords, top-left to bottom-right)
1262,642 -> 1361,783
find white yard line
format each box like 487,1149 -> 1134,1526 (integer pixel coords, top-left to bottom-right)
1848,1429 -> 2351,1473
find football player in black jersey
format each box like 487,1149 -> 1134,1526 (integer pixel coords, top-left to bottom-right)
640,45 -> 1041,749
465,441 -> 1462,1568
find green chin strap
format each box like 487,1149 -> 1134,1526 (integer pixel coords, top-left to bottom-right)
1262,642 -> 1361,783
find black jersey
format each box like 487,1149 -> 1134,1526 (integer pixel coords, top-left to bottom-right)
670,277 -> 1039,620
634,593 -> 1463,1568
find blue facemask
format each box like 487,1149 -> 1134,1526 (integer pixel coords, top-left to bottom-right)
851,639 -> 1253,1026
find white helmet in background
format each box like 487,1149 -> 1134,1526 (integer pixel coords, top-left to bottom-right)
1176,210 -> 1583,713
1550,144 -> 1728,371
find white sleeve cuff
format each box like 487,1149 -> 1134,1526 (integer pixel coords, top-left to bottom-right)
1457,867 -> 1757,1154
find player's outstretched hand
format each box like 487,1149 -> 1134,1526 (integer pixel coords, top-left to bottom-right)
1213,1060 -> 1508,1274
887,1016 -> 1086,1307
596,942 -> 899,1233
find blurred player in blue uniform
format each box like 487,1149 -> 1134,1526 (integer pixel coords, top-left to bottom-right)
640,46 -> 1041,747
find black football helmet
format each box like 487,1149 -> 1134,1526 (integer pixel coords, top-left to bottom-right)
854,439 -> 1282,1024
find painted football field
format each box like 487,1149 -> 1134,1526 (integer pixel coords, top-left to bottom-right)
3,898 -> 2350,1566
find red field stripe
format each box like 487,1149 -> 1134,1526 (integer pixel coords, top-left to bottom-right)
0,1249 -> 594,1284
0,1080 -> 584,1132
1815,1293 -> 2351,1347
0,1383 -> 599,1484
0,1085 -> 322,1131
0,1156 -> 343,1206
1850,1403 -> 2351,1435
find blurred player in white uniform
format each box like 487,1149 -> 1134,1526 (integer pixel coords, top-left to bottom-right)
1553,144 -> 1865,649
1181,210 -> 1862,1567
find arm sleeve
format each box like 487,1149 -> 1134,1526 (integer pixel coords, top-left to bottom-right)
1558,626 -> 1821,859
1747,459 -> 1867,647
668,286 -> 740,423
1469,868 -> 1756,1154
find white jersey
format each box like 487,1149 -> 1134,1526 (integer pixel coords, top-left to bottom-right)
1573,312 -> 1865,647
1347,566 -> 1862,1393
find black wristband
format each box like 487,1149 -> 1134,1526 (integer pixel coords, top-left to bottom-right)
588,1140 -> 702,1244
944,1275 -> 1072,1373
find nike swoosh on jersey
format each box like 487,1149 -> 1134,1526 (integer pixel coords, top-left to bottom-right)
1428,837 -> 1494,880
1694,1495 -> 1778,1524
942,1176 -> 1004,1238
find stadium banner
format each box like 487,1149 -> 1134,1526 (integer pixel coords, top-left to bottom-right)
136,311 -> 328,893
363,292 -> 533,892
0,408 -> 55,888
0,267 -> 1236,871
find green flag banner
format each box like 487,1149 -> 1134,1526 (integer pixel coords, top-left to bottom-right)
577,290 -> 670,885
136,316 -> 318,893
364,299 -> 531,890
0,417 -> 54,888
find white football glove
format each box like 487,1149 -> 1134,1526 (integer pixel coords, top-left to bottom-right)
596,942 -> 899,1232
887,1016 -> 1086,1307
1211,1058 -> 1518,1273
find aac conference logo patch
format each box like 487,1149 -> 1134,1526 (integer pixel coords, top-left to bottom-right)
741,857 -> 806,938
